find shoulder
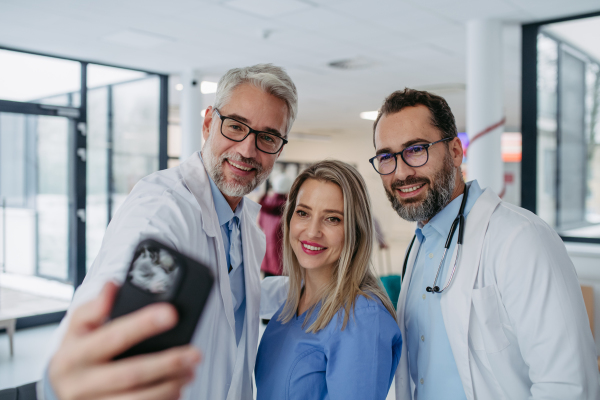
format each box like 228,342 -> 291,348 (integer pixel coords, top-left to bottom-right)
336,294 -> 398,327
487,201 -> 563,248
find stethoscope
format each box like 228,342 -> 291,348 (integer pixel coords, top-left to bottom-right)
401,182 -> 471,294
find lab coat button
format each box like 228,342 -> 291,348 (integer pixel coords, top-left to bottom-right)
428,253 -> 433,258
422,294 -> 426,300
421,335 -> 425,342
420,378 -> 424,385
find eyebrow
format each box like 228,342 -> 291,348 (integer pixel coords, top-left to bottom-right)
297,203 -> 344,216
227,112 -> 284,138
375,137 -> 431,155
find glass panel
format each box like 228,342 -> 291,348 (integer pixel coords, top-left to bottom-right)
0,112 -> 72,317
0,49 -> 80,106
86,87 -> 109,270
112,77 -> 160,213
537,15 -> 600,239
86,66 -> 161,269
536,34 -> 558,227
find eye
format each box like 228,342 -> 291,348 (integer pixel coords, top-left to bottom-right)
326,216 -> 341,223
378,154 -> 394,164
258,133 -> 275,143
405,145 -> 426,155
295,209 -> 307,217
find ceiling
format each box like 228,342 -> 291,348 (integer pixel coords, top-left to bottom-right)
0,0 -> 599,136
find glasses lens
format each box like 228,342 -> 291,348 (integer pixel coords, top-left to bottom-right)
403,145 -> 427,167
256,132 -> 283,153
375,154 -> 396,174
222,118 -> 250,139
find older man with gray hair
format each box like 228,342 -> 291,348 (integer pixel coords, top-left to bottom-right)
42,63 -> 298,400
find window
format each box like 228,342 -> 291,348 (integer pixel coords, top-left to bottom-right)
522,12 -> 600,243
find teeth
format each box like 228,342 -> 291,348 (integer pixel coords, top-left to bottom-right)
303,243 -> 325,251
228,160 -> 252,171
400,184 -> 424,193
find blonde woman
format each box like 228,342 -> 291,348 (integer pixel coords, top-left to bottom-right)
255,160 -> 402,399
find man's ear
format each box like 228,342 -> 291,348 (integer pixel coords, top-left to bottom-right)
202,106 -> 214,141
450,137 -> 464,168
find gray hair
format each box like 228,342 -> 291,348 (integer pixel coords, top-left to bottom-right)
213,64 -> 298,136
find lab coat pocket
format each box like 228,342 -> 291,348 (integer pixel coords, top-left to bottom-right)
471,285 -> 510,353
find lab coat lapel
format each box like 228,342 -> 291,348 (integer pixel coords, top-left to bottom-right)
440,189 -> 500,400
395,233 -> 421,398
240,200 -> 264,379
180,153 -> 236,335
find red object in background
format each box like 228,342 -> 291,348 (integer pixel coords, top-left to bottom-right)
258,193 -> 287,276
505,173 -> 514,183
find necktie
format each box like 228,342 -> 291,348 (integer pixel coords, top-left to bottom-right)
228,216 -> 243,311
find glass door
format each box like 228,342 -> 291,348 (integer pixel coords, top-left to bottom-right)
0,112 -> 73,317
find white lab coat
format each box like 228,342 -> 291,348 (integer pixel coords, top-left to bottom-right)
395,188 -> 600,399
47,153 -> 265,400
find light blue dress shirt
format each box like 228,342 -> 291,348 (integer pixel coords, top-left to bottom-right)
206,164 -> 246,346
404,180 -> 483,400
255,295 -> 402,400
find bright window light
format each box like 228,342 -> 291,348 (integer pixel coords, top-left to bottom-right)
360,111 -> 378,121
201,81 -> 218,94
201,108 -> 207,117
175,83 -> 183,91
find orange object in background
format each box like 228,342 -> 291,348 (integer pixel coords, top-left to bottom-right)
502,132 -> 522,163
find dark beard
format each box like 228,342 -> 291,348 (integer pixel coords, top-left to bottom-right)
385,152 -> 457,222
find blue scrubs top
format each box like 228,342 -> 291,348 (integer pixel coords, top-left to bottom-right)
255,294 -> 402,400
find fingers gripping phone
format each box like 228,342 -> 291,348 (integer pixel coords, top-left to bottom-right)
109,239 -> 214,359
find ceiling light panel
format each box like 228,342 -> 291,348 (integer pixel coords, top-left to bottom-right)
224,0 -> 313,18
102,29 -> 174,49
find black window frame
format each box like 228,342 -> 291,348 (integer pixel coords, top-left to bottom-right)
521,10 -> 600,245
0,45 -> 169,328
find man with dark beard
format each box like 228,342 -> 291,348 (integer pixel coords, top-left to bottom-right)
41,64 -> 297,400
371,89 -> 599,400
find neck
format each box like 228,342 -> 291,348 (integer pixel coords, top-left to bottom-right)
302,265 -> 333,308
223,193 -> 242,211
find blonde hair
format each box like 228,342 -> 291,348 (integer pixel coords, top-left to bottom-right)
278,160 -> 396,333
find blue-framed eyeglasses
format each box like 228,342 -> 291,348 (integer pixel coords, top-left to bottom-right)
369,137 -> 452,175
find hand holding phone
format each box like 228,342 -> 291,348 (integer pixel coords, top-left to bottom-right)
48,282 -> 201,400
109,239 -> 214,359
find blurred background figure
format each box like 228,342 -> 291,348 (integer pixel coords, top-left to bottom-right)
259,173 -> 293,278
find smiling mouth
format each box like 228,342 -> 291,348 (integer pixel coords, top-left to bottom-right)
398,183 -> 425,193
302,243 -> 326,251
227,159 -> 253,172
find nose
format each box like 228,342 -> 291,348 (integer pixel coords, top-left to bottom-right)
392,155 -> 416,182
306,218 -> 322,239
235,132 -> 258,159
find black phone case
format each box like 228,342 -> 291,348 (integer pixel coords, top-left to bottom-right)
109,239 -> 214,359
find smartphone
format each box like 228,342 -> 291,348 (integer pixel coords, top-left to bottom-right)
109,239 -> 214,359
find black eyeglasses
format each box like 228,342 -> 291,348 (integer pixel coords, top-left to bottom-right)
369,137 -> 452,175
213,109 -> 288,154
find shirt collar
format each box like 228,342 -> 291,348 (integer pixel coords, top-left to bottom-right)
416,180 -> 483,239
200,153 -> 244,227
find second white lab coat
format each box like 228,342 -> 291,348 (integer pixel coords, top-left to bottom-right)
395,188 -> 600,399
47,153 -> 265,400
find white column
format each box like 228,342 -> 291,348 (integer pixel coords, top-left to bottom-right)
180,69 -> 204,161
466,19 -> 504,195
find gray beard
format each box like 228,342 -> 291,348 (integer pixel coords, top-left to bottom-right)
385,152 -> 457,222
202,135 -> 271,198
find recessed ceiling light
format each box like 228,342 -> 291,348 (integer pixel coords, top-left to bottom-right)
360,111 -> 378,121
201,81 -> 217,94
176,83 -> 183,91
